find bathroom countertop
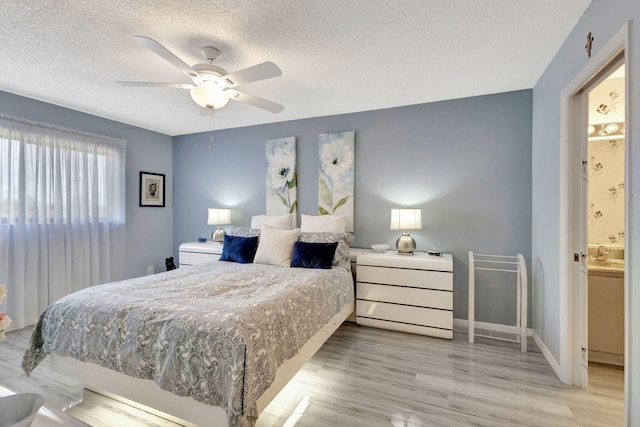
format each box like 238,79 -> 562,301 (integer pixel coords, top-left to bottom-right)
588,259 -> 624,276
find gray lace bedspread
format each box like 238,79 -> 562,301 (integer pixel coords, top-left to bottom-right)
22,261 -> 353,427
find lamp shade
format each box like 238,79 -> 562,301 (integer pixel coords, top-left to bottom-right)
207,208 -> 231,225
190,85 -> 230,109
390,208 -> 422,230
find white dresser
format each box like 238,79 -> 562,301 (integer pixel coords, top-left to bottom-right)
356,251 -> 454,339
178,241 -> 223,267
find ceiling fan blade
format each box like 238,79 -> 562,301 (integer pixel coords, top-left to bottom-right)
226,89 -> 284,113
133,36 -> 202,84
222,62 -> 282,87
116,81 -> 194,89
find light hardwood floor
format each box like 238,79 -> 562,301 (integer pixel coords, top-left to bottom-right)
0,323 -> 624,426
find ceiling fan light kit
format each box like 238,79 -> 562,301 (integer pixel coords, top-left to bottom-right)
117,36 -> 283,113
190,85 -> 229,109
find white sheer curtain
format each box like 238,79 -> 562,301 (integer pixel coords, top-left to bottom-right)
0,116 -> 126,328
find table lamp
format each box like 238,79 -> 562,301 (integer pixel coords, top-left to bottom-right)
207,208 -> 231,242
390,208 -> 422,254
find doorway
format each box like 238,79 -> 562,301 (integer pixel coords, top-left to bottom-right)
572,53 -> 627,387
566,55 -> 626,389
558,22 -> 630,422
582,61 -> 626,407
585,61 -> 626,370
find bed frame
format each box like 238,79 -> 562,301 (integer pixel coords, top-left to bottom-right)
51,301 -> 353,426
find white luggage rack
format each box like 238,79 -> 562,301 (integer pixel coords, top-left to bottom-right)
468,251 -> 528,352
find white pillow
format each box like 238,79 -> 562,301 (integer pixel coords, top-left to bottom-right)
251,214 -> 294,230
253,225 -> 301,267
300,214 -> 346,233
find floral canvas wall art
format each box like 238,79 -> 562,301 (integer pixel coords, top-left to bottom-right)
318,131 -> 355,232
266,137 -> 297,220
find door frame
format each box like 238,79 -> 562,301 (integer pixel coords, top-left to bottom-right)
558,20 -> 630,393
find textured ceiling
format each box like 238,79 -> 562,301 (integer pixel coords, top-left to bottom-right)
0,0 -> 591,136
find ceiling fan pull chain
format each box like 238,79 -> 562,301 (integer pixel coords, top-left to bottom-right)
209,111 -> 215,150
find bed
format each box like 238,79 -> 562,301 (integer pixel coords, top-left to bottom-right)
21,230 -> 354,427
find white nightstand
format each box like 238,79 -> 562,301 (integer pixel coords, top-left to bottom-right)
178,241 -> 223,267
356,251 -> 454,339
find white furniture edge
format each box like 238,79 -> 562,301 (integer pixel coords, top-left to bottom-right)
179,241 -> 224,267
179,241 -> 223,254
0,384 -> 91,427
51,301 -> 354,427
356,251 -> 453,270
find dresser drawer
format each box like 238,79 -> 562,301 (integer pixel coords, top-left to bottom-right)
357,300 -> 453,330
356,317 -> 453,339
357,282 -> 452,310
357,265 -> 452,291
179,251 -> 220,266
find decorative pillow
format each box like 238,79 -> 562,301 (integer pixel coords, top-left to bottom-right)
290,241 -> 339,269
297,232 -> 354,270
251,214 -> 294,230
219,235 -> 259,264
253,225 -> 301,267
227,227 -> 261,238
300,214 -> 346,233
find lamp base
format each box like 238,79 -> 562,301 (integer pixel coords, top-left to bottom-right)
212,227 -> 225,242
396,232 -> 416,255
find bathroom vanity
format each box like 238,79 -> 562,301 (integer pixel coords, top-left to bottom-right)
588,245 -> 624,366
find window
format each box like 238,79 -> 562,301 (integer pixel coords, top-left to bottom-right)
0,116 -> 126,328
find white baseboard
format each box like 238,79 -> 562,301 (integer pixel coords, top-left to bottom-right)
533,330 -> 562,380
589,350 -> 624,366
453,318 -> 563,382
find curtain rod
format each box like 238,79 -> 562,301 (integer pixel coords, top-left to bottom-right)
0,114 -> 127,146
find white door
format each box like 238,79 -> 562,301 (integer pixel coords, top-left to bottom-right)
570,89 -> 589,388
577,89 -> 589,387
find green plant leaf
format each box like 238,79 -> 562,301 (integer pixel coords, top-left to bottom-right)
289,200 -> 298,214
319,177 -> 332,207
318,206 -> 330,215
287,172 -> 297,189
333,196 -> 349,213
277,193 -> 287,206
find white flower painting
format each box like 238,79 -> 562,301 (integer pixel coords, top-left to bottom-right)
266,137 -> 297,218
318,131 -> 355,231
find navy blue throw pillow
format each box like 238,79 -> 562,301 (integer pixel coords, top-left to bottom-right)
220,235 -> 259,263
290,241 -> 338,269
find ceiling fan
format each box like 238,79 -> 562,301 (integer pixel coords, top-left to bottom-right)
117,36 -> 284,113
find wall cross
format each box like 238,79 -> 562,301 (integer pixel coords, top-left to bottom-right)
585,32 -> 594,58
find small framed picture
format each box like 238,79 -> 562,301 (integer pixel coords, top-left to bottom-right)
139,171 -> 165,207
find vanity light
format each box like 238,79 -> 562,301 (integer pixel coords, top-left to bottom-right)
588,122 -> 625,140
390,208 -> 422,255
601,123 -> 619,135
207,208 -> 231,242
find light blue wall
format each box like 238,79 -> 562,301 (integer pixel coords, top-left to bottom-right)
173,90 -> 533,325
0,90 -> 174,279
532,0 -> 639,422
